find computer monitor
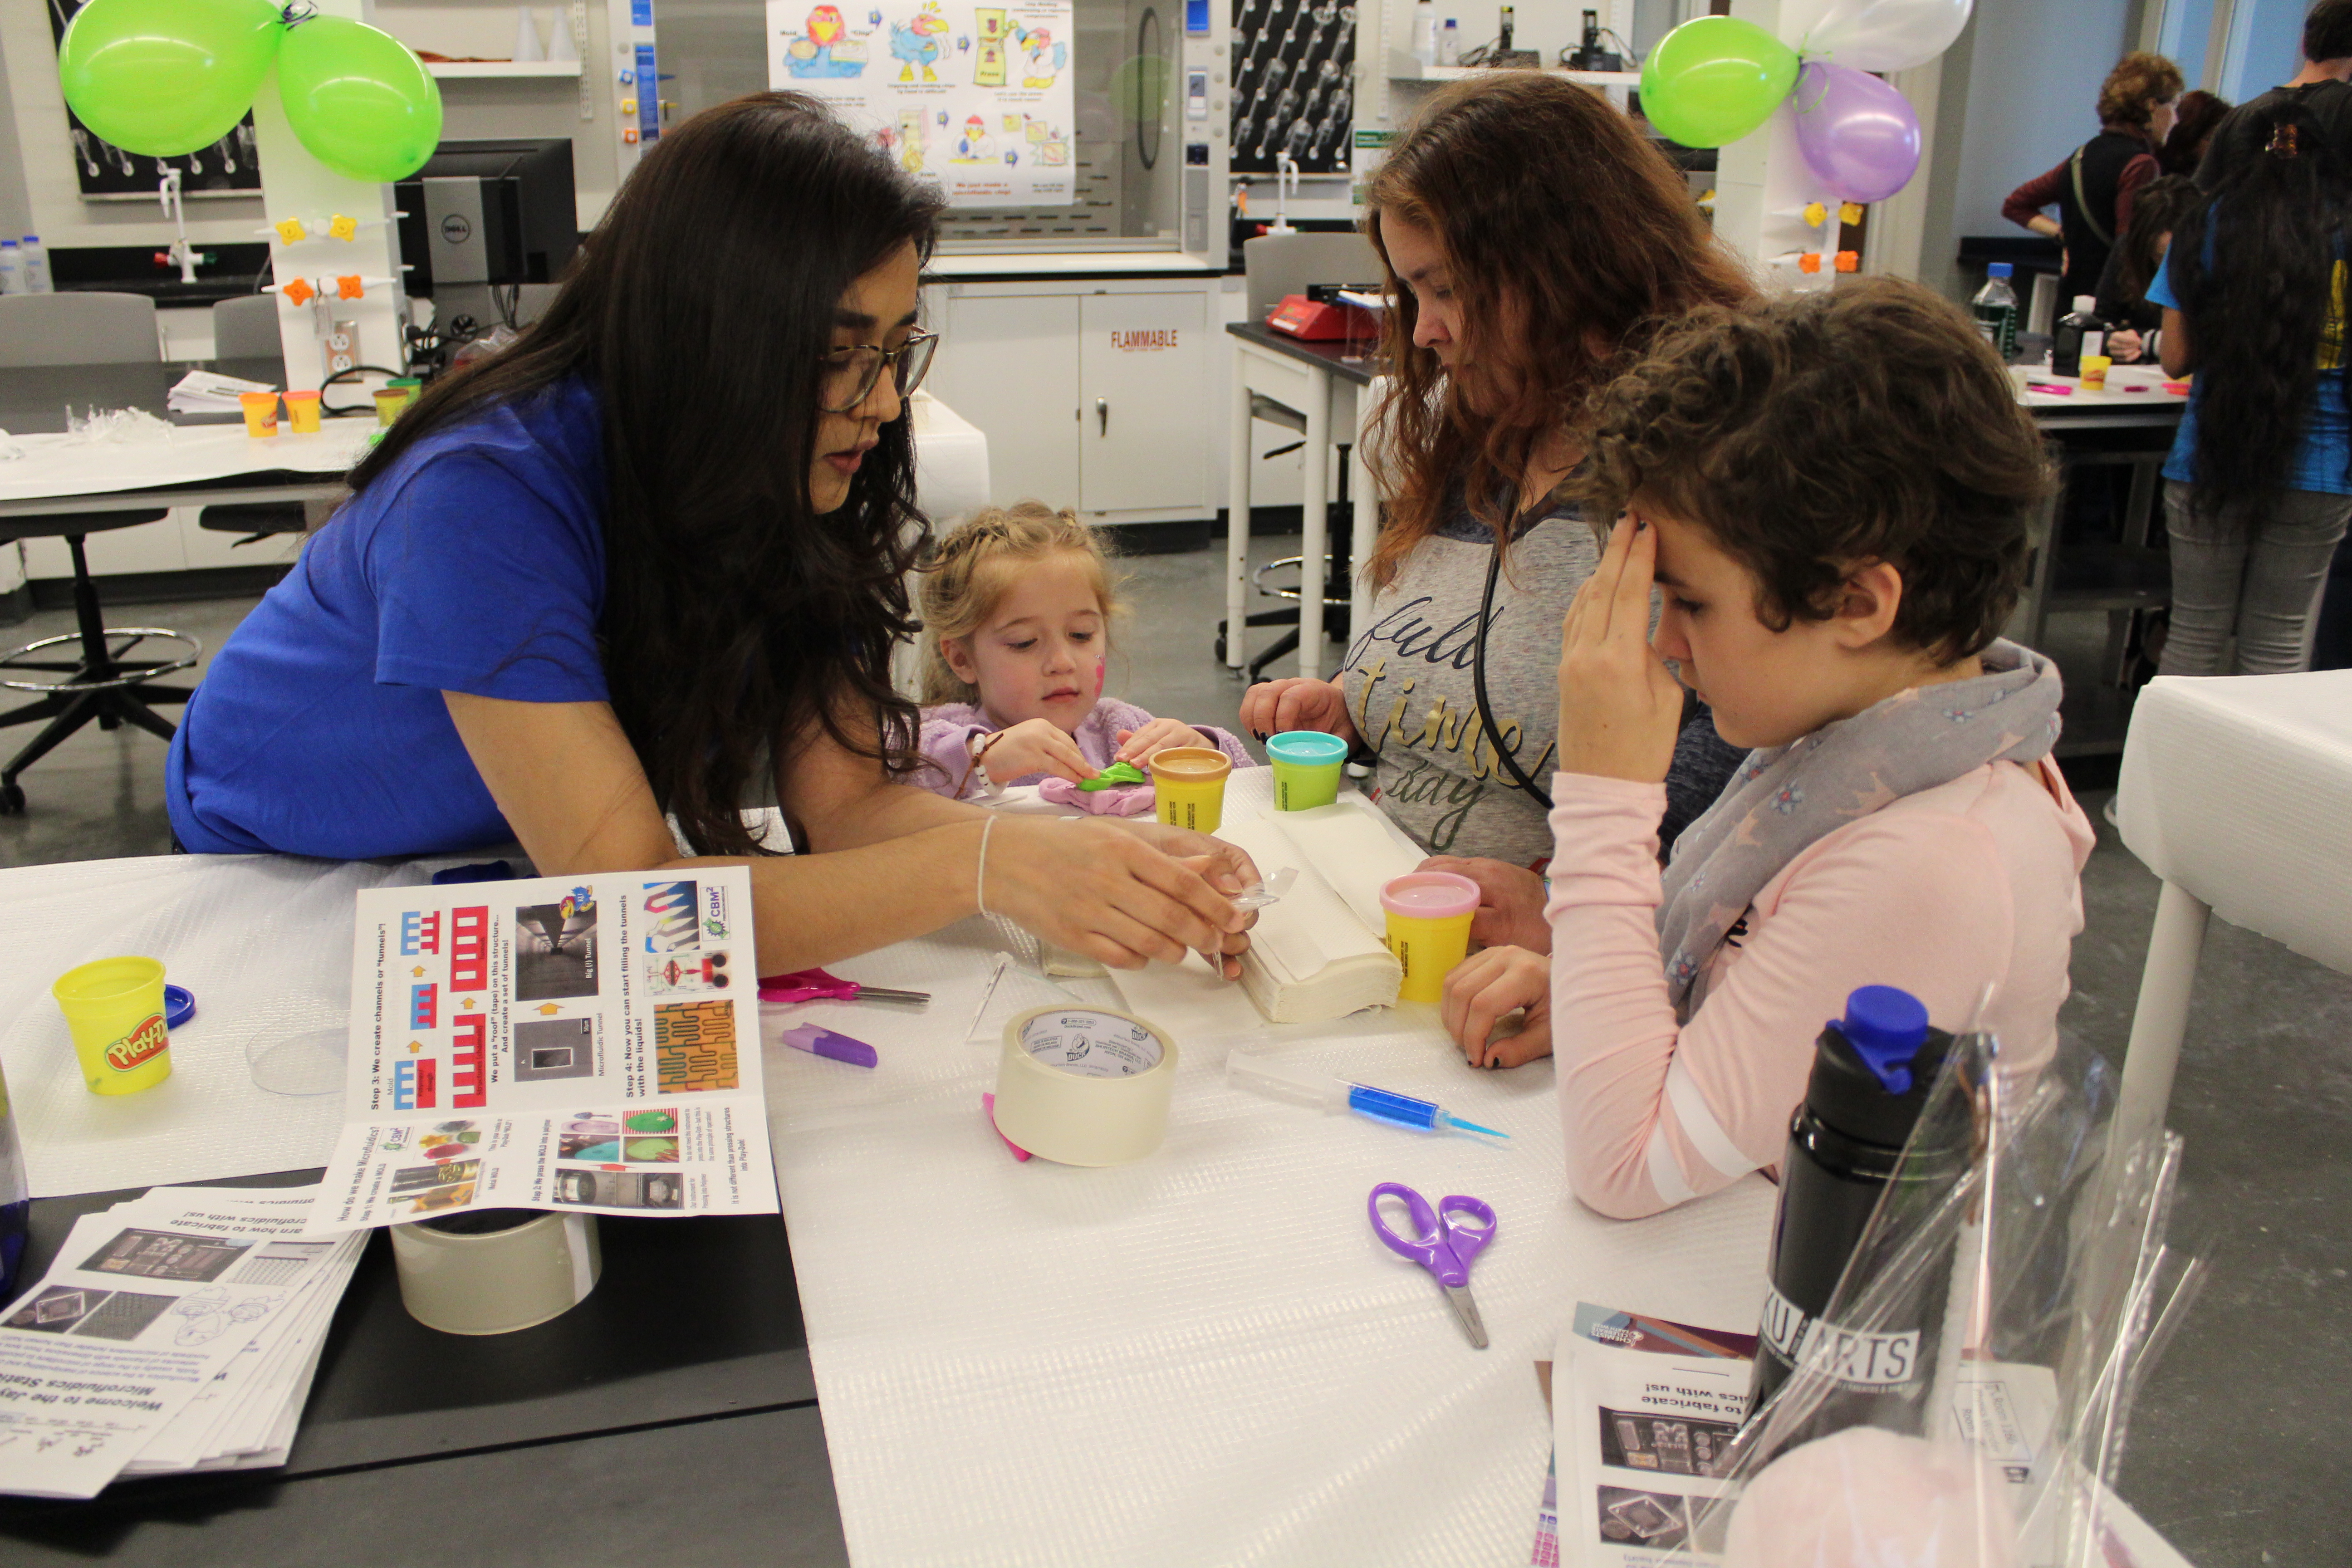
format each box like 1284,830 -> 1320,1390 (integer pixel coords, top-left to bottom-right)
396,139 -> 578,295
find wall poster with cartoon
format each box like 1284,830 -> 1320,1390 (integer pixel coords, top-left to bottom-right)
1228,0 -> 1353,175
766,0 -> 1078,206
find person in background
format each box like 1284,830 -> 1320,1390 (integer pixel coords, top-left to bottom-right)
2004,52 -> 2185,304
2198,0 -> 2352,188
2151,98 -> 2352,675
1238,77 -> 1752,1059
1446,282 -> 2092,1217
2158,89 -> 2233,177
911,503 -> 1255,799
2094,174 -> 2202,363
167,94 -> 1256,979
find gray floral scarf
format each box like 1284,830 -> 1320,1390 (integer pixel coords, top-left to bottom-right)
1655,639 -> 2065,1019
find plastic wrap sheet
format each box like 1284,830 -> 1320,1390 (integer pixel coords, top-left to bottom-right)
0,853 -> 470,1196
764,779 -> 1779,1567
0,424 -> 372,503
2117,670 -> 2352,975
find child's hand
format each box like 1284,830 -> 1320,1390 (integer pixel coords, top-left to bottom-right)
1418,856 -> 1551,953
1113,718 -> 1212,764
1556,517 -> 1683,785
982,717 -> 1093,784
1239,676 -> 1357,742
1440,946 -> 1554,1068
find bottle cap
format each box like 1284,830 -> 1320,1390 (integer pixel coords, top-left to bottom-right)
1802,985 -> 1950,1151
1987,262 -> 2012,278
1840,985 -> 1929,1092
2073,295 -> 2096,313
20,236 -> 34,244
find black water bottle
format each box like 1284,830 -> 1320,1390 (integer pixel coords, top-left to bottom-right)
1748,986 -> 1961,1436
2052,294 -> 2107,378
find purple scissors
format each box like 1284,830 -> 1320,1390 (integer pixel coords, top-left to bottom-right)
1368,1181 -> 1496,1349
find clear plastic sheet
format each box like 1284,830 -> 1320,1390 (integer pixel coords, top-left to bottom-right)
1666,1037 -> 2205,1568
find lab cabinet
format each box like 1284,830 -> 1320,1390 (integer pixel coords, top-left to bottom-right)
924,279 -> 1215,525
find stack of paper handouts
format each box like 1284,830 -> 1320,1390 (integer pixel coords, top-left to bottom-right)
166,369 -> 277,415
0,1184 -> 364,1498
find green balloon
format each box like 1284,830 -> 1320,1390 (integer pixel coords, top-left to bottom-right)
276,15 -> 442,183
1638,15 -> 1799,149
58,0 -> 282,158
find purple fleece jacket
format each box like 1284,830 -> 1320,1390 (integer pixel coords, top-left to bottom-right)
912,697 -> 1257,799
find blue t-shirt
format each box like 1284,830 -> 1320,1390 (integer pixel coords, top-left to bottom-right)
167,377 -> 609,858
2147,229 -> 2352,494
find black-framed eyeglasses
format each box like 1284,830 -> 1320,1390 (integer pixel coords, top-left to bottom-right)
818,329 -> 939,414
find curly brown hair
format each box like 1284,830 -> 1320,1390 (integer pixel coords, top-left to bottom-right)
1361,74 -> 1752,590
1569,279 -> 2054,662
2098,51 -> 2185,132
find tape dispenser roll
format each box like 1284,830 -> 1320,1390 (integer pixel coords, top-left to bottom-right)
994,1005 -> 1179,1166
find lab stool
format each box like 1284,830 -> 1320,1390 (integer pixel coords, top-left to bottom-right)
1216,392 -> 1357,683
2111,671 -> 2352,1150
0,511 -> 200,815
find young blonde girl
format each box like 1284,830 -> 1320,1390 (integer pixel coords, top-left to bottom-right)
914,504 -> 1255,799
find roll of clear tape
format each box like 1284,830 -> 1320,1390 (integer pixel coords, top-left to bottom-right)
993,1005 -> 1179,1166
390,1209 -> 602,1335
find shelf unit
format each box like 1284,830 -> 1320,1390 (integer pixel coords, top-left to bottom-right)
422,60 -> 584,78
1383,50 -> 1638,88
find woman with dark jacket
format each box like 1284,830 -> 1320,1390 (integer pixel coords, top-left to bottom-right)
2004,52 -> 2185,302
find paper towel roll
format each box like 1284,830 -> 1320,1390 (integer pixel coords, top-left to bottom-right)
993,1005 -> 1178,1166
391,1209 -> 601,1335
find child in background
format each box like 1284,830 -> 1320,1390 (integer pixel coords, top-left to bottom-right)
915,504 -> 1256,799
1439,279 -> 2095,1219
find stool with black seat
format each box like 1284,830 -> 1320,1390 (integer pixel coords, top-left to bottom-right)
0,512 -> 202,814
1214,394 -> 1357,683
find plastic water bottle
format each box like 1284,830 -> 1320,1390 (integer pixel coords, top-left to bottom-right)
19,236 -> 49,293
1439,18 -> 1460,64
2053,294 -> 2107,379
1412,0 -> 1439,65
0,1056 -> 26,1303
1747,986 -> 1964,1439
0,242 -> 22,296
1969,262 -> 2019,361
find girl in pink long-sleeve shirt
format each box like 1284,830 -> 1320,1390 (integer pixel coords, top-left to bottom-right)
1441,280 -> 2096,1220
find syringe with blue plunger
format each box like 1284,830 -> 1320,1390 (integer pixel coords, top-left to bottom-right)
1225,1050 -> 1509,1142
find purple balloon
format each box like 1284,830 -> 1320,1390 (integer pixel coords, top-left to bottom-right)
1790,61 -> 1921,205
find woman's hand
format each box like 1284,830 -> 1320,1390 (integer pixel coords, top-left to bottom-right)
1556,518 -> 1683,785
1418,855 -> 1551,953
1239,676 -> 1358,743
1113,717 -> 1212,764
983,816 -> 1253,974
980,717 -> 1092,784
1108,818 -> 1262,976
2106,327 -> 2145,363
1440,946 -> 1555,1068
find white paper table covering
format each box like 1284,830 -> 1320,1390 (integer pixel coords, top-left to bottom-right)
764,774 -> 1778,1567
0,852 -> 474,1197
0,424 -> 374,502
2116,670 -> 2352,975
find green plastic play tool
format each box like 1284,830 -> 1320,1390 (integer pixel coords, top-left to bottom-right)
1077,761 -> 1147,791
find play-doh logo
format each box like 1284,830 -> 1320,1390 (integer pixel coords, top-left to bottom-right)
106,1014 -> 169,1072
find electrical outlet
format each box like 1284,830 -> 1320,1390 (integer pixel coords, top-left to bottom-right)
324,319 -> 358,375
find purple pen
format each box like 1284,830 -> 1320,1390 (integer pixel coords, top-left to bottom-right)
781,1024 -> 878,1069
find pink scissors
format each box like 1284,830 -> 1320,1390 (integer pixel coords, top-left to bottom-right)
757,968 -> 930,1006
1368,1181 -> 1495,1348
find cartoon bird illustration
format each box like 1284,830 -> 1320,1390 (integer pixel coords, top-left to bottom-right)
890,2 -> 949,82
1011,24 -> 1067,88
953,113 -> 996,162
784,4 -> 867,78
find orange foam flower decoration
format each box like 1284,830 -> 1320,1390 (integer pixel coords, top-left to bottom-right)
336,275 -> 365,299
1833,250 -> 1860,273
1798,253 -> 1822,274
282,278 -> 315,306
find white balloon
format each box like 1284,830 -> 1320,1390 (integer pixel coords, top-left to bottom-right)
1782,0 -> 1972,74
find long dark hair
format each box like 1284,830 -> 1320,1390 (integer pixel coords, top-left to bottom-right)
2112,174 -> 2200,303
1361,74 -> 1752,589
2171,98 -> 2352,518
350,93 -> 944,857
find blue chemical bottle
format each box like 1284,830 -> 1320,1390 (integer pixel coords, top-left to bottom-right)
1226,1051 -> 1508,1141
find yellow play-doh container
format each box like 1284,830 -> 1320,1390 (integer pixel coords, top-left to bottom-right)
374,388 -> 408,426
2079,354 -> 2111,392
238,391 -> 279,437
52,956 -> 173,1094
283,389 -> 322,433
1380,872 -> 1479,1004
1149,746 -> 1233,833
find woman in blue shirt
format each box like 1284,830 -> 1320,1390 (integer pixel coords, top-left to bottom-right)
2149,97 -> 2352,674
168,93 -> 1254,977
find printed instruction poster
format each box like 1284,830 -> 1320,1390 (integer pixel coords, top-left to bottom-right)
766,0 -> 1076,205
304,869 -> 778,1233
